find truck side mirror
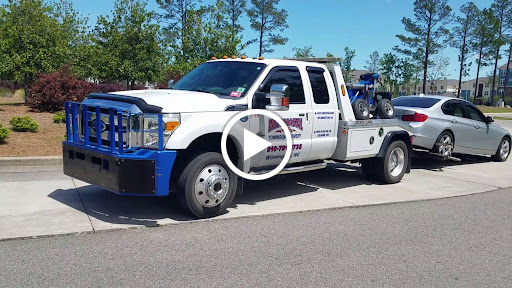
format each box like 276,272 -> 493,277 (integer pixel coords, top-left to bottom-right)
486,116 -> 494,123
266,84 -> 290,111
167,80 -> 174,89
252,92 -> 268,109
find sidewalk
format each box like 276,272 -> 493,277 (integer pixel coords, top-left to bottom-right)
2,155 -> 512,241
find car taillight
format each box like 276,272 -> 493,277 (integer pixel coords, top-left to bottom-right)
401,113 -> 428,122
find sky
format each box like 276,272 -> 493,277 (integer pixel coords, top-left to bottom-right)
1,0 -> 502,80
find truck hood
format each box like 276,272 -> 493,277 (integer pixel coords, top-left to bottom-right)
110,89 -> 245,113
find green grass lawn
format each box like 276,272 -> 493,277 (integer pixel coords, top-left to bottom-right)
493,117 -> 512,120
477,105 -> 512,113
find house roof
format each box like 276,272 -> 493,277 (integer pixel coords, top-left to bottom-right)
498,61 -> 512,70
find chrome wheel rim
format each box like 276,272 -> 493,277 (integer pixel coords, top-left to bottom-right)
194,165 -> 229,208
388,147 -> 405,177
384,102 -> 393,116
358,103 -> 369,117
438,134 -> 453,156
500,140 -> 510,159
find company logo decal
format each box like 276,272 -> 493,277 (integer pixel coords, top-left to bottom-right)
268,118 -> 303,133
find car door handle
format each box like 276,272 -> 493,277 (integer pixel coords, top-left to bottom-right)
299,113 -> 305,116
474,125 -> 479,129
451,119 -> 457,124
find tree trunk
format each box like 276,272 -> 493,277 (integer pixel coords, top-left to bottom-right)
474,46 -> 483,104
490,48 -> 500,106
23,75 -> 30,104
457,34 -> 467,99
423,13 -> 432,94
126,80 -> 130,90
503,42 -> 511,104
130,80 -> 135,90
259,15 -> 264,57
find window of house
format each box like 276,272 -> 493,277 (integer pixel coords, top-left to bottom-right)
500,70 -> 506,76
485,83 -> 489,87
307,68 -> 330,104
260,67 -> 305,104
472,83 -> 476,88
484,91 -> 488,96
499,89 -> 504,95
440,86 -> 444,90
418,87 -> 421,91
499,79 -> 505,85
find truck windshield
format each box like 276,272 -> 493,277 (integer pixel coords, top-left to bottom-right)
173,61 -> 267,97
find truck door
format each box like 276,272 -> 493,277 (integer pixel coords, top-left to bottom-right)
305,66 -> 337,160
249,66 -> 313,168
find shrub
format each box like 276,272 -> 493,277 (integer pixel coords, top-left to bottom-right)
0,124 -> 9,144
10,116 -> 39,132
95,82 -> 125,93
0,80 -> 15,91
53,111 -> 67,123
0,80 -> 15,97
133,83 -> 146,90
29,66 -> 95,112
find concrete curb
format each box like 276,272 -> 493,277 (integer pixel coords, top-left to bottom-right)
0,156 -> 62,167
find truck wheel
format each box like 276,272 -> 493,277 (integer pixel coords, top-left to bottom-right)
377,99 -> 394,119
178,152 -> 237,218
361,158 -> 377,180
375,140 -> 408,184
492,137 -> 510,162
352,99 -> 370,120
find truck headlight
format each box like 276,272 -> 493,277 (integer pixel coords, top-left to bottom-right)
142,114 -> 180,148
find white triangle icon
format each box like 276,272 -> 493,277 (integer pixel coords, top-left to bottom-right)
243,129 -> 272,161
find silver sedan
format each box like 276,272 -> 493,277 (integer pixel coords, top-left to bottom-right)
392,95 -> 511,161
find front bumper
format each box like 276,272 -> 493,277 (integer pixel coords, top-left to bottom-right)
63,142 -> 176,196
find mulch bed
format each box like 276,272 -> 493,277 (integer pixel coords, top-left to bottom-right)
0,104 -> 64,157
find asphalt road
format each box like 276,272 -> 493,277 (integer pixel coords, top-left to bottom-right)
1,188 -> 511,288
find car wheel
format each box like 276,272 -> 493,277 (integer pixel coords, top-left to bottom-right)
492,137 -> 510,162
432,131 -> 454,158
178,152 -> 237,218
377,99 -> 394,119
375,141 -> 408,184
352,99 -> 370,120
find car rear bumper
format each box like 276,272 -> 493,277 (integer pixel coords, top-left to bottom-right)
63,142 -> 176,196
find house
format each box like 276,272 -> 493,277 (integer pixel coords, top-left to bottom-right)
498,61 -> 512,98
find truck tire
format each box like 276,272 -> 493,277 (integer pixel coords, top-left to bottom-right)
178,152 -> 237,218
377,99 -> 394,119
360,158 -> 377,180
375,140 -> 408,184
352,99 -> 370,120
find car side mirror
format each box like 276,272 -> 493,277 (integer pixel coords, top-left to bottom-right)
266,84 -> 290,111
167,80 -> 174,89
486,116 -> 494,123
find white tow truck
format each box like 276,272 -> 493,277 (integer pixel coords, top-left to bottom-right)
63,57 -> 412,218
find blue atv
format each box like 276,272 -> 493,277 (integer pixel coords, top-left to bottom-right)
347,73 -> 394,120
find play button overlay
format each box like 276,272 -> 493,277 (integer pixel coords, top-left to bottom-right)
243,128 -> 272,161
221,109 -> 293,181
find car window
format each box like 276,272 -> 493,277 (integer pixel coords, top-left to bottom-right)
442,101 -> 466,118
464,104 -> 486,122
392,97 -> 440,108
307,69 -> 330,104
260,67 -> 306,104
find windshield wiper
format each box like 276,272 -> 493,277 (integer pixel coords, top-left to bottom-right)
194,89 -> 220,96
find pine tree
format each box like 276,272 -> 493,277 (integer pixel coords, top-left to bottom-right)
395,0 -> 452,94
